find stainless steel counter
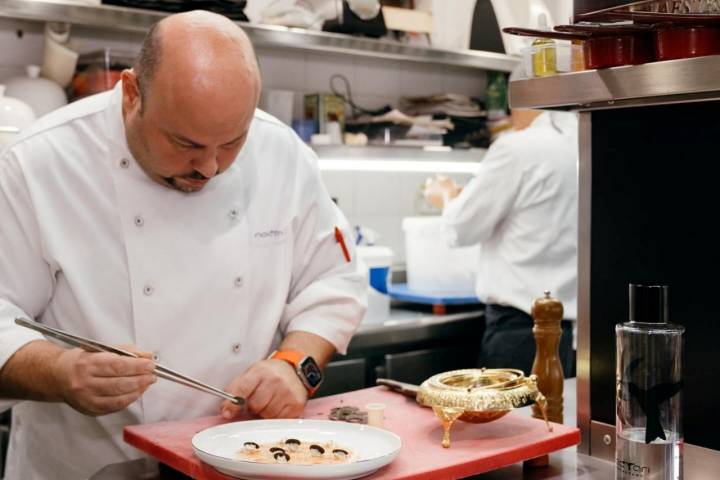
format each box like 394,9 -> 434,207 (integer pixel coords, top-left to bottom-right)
91,379 -> 616,479
349,306 -> 484,353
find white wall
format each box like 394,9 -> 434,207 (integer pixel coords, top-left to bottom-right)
321,169 -> 474,262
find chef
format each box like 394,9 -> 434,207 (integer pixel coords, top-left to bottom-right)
0,11 -> 366,479
424,109 -> 578,376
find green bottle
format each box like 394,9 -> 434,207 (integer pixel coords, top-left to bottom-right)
485,71 -> 507,121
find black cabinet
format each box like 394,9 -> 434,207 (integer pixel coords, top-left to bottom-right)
317,309 -> 484,397
382,345 -> 478,386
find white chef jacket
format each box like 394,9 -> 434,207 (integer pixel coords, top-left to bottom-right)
0,83 -> 367,479
442,111 -> 578,320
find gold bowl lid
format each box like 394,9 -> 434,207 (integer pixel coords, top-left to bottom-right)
416,368 -> 542,412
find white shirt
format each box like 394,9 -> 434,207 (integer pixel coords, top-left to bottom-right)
442,112 -> 578,320
0,84 -> 366,479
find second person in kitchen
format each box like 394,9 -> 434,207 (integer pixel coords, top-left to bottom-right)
425,109 -> 578,377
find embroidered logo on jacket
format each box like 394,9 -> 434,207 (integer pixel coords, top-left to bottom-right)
253,230 -> 284,239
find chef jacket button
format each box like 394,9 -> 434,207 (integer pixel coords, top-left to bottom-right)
152,352 -> 160,362
232,343 -> 241,354
234,276 -> 244,288
120,158 -> 130,169
143,285 -> 154,296
134,215 -> 144,227
228,208 -> 239,220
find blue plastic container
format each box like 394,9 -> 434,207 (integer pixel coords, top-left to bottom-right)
369,266 -> 390,294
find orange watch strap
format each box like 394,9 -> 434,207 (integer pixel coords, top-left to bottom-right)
270,350 -> 304,366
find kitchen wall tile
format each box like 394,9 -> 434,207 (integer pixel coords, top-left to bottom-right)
353,57 -> 401,97
320,171 -> 356,217
400,172 -> 432,216
304,52 -> 356,94
442,66 -> 487,99
256,47 -> 306,91
72,26 -> 144,55
398,62 -> 445,97
353,171 -> 412,217
0,66 -> 26,82
0,20 -> 43,68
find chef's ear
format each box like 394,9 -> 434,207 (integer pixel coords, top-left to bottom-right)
121,69 -> 143,115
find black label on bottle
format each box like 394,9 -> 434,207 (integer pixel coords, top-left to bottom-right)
616,459 -> 650,477
624,357 -> 683,444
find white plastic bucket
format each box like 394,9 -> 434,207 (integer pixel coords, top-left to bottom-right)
402,216 -> 479,294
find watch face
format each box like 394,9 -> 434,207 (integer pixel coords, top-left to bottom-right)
300,357 -> 323,388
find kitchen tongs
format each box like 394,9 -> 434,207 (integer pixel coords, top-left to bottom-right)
14,317 -> 245,406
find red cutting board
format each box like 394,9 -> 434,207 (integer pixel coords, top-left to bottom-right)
124,386 -> 580,480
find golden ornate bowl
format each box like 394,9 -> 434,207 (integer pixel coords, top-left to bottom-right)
416,368 -> 551,447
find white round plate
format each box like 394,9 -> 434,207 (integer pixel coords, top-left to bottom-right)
191,419 -> 402,480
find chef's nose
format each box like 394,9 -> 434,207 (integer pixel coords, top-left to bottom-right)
193,149 -> 219,178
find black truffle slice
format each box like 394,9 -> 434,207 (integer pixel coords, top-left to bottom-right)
243,441 -> 259,452
284,438 -> 301,451
273,451 -> 290,463
332,448 -> 349,460
309,444 -> 325,456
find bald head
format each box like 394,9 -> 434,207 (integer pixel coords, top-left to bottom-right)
122,11 -> 263,193
134,10 -> 261,107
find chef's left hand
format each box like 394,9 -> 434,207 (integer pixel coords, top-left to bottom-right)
220,359 -> 308,420
423,174 -> 462,210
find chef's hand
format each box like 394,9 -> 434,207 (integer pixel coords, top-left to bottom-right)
423,174 -> 462,210
221,359 -> 307,420
53,345 -> 157,416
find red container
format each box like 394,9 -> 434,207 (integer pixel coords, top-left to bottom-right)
503,25 -> 655,70
654,25 -> 720,60
554,24 -> 655,68
581,34 -> 654,68
579,1 -> 720,61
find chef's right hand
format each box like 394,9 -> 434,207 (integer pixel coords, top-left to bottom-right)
53,347 -> 157,416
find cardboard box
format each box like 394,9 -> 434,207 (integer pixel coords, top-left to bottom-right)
381,6 -> 433,34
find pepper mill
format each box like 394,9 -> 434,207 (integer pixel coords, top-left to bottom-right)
530,290 -> 564,424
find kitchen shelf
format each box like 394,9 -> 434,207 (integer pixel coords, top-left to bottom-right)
509,55 -> 720,111
0,0 -> 519,72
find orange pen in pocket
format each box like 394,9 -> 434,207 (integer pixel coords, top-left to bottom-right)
334,226 -> 351,263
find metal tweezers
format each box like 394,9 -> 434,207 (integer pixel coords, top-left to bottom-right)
14,317 -> 245,406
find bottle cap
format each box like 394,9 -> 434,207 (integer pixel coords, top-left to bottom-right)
531,290 -> 563,324
629,284 -> 669,323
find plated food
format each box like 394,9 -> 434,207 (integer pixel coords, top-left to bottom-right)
237,438 -> 353,465
192,419 -> 401,479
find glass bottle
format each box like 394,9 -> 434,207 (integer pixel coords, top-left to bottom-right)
616,284 -> 684,480
532,13 -> 557,77
485,71 -> 507,121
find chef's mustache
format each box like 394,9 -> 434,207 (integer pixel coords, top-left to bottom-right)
164,170 -> 211,183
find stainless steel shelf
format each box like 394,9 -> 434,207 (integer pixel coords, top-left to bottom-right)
509,55 -> 720,111
0,0 -> 519,72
